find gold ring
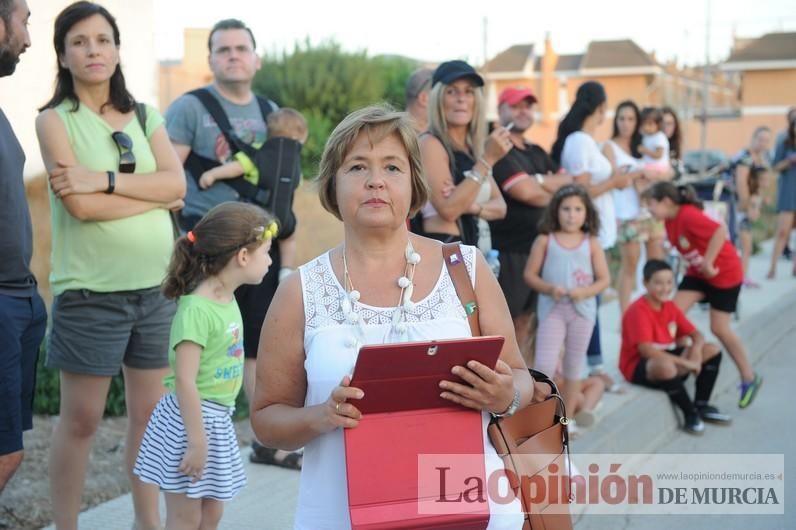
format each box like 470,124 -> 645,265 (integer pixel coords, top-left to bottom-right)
335,401 -> 341,413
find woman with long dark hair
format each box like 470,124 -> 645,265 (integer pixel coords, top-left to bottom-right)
35,2 -> 185,528
603,100 -> 668,314
551,81 -> 631,379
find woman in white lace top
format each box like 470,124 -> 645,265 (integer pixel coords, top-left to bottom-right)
250,105 -> 535,529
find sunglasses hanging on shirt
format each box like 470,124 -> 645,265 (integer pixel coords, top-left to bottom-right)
111,131 -> 136,173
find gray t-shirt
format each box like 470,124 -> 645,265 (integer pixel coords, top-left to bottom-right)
165,84 -> 276,219
0,108 -> 36,296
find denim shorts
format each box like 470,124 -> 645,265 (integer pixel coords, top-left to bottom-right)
47,287 -> 175,376
0,292 -> 47,455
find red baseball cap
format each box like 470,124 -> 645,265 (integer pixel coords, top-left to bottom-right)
498,87 -> 538,106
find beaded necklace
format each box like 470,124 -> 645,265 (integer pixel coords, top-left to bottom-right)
341,241 -> 421,348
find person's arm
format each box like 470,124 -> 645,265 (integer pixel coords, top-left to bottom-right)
472,176 -> 506,221
36,109 -> 167,222
735,164 -> 752,211
638,342 -> 699,372
199,159 -> 244,189
523,235 -> 566,300
699,223 -> 729,278
439,250 -> 535,413
250,273 -> 362,450
569,237 -> 610,301
47,120 -> 186,203
684,328 -> 705,366
173,341 -> 207,481
649,146 -> 664,159
772,141 -> 794,172
172,143 -> 192,165
419,135 -> 482,221
277,233 -> 297,276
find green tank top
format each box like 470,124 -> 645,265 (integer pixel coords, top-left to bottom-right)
49,101 -> 174,295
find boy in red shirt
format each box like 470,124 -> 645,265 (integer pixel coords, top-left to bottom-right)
620,260 -> 731,434
643,182 -> 762,408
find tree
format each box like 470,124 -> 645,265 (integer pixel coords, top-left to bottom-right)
253,39 -> 418,177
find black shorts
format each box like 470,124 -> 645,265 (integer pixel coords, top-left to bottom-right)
678,275 -> 741,313
497,251 -> 537,319
632,346 -> 686,388
235,241 -> 281,359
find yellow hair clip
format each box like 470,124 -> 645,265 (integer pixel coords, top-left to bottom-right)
260,220 -> 279,241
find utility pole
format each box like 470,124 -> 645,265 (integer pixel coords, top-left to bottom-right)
699,0 -> 711,177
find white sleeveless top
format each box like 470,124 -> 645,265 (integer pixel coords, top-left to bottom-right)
295,246 -> 523,530
607,140 -> 644,221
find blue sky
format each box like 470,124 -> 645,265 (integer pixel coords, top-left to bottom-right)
155,0 -> 796,66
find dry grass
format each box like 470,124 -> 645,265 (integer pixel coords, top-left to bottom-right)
24,176 -> 343,307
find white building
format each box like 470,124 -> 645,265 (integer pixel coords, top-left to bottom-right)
0,0 -> 158,179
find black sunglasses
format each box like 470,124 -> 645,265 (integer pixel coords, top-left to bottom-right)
111,131 -> 136,173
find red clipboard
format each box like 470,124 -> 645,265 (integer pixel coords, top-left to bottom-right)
350,336 -> 505,414
345,336 -> 504,530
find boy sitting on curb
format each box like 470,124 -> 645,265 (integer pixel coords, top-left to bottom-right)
619,260 -> 731,435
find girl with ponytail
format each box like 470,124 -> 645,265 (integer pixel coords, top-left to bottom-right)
135,202 -> 277,526
642,181 -> 762,409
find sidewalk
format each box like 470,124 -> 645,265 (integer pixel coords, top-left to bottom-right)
43,241 -> 796,530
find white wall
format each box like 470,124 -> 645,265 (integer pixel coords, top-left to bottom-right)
0,0 -> 158,179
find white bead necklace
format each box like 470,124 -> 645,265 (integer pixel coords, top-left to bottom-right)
341,241 -> 422,348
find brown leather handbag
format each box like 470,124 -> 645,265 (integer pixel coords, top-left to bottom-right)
443,243 -> 574,530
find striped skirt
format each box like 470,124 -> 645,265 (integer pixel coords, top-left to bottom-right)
133,392 -> 247,500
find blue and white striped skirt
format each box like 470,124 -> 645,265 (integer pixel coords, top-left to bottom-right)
133,392 -> 247,500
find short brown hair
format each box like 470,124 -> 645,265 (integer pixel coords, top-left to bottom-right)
267,108 -> 308,142
316,104 -> 428,221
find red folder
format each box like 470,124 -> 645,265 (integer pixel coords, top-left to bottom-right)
344,336 -> 504,530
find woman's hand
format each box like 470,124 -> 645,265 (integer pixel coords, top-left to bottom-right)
323,375 -> 364,432
612,170 -> 633,189
439,359 -> 515,414
179,437 -> 208,483
483,126 -> 512,167
49,160 -> 105,197
568,287 -> 588,302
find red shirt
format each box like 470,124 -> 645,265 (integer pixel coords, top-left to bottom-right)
619,296 -> 696,381
665,204 -> 743,288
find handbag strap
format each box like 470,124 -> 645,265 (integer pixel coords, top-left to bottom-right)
442,243 -> 481,337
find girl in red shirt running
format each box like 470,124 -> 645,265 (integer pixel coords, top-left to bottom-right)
642,182 -> 762,408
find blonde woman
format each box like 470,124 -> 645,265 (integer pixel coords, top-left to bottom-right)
414,60 -> 509,245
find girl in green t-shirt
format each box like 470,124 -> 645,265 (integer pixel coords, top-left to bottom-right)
134,202 -> 277,526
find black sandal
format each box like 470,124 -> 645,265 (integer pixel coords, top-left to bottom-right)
249,442 -> 302,470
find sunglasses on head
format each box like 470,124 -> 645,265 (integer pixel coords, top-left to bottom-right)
111,131 -> 136,173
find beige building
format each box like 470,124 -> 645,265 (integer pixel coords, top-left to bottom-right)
720,32 -> 796,144
482,36 -> 747,155
0,0 -> 159,179
159,28 -> 213,111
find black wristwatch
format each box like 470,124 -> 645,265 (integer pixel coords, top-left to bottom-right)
105,170 -> 116,194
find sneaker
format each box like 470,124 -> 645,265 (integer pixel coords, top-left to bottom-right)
742,277 -> 761,289
683,414 -> 705,435
739,373 -> 763,409
696,404 -> 732,424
